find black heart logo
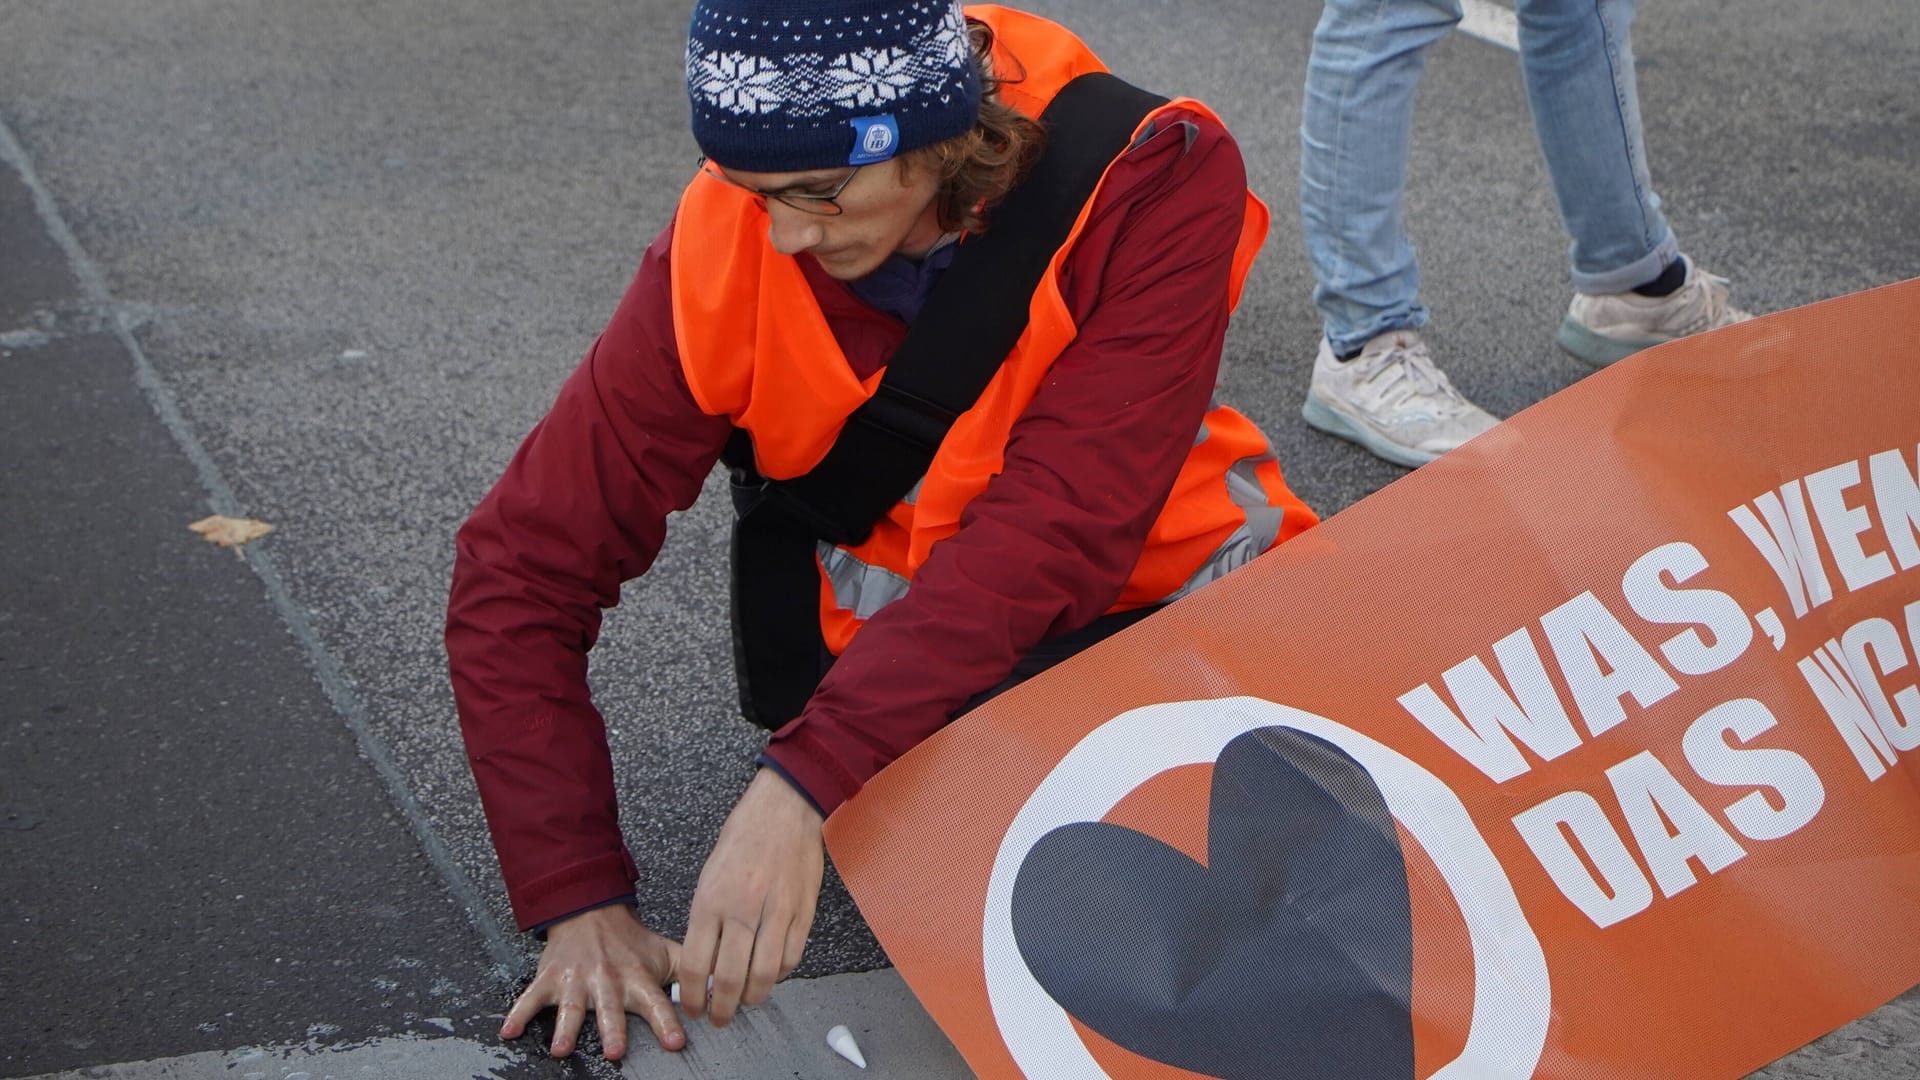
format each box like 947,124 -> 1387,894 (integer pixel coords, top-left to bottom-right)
1010,726 -> 1415,1080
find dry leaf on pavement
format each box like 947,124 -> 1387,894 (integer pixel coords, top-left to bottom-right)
188,514 -> 274,549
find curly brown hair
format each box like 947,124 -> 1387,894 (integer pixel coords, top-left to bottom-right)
897,18 -> 1046,235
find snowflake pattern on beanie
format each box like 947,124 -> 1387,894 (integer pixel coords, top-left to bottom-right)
687,0 -> 980,172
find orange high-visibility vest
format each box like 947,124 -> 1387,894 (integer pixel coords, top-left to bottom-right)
669,4 -> 1316,656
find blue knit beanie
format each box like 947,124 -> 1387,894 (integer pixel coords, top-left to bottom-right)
686,0 -> 982,172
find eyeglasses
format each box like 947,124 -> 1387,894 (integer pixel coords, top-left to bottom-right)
697,157 -> 862,216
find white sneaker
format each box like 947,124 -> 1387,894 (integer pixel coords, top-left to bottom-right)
1557,257 -> 1754,366
1300,330 -> 1501,467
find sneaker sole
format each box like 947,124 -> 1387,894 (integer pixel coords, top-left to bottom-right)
1300,395 -> 1440,468
1556,315 -> 1661,367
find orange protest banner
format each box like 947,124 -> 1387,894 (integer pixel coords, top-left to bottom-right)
825,278 -> 1920,1080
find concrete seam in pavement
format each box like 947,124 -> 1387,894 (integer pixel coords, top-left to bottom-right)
0,113 -> 524,983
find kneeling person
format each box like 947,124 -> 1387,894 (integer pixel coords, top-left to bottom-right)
445,0 -> 1318,1062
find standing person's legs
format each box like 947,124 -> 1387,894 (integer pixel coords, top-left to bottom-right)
1299,0 -> 1464,353
1514,0 -> 1674,293
1517,0 -> 1752,364
1297,0 -> 1501,469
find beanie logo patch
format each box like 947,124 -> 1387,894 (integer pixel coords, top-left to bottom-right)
848,115 -> 900,165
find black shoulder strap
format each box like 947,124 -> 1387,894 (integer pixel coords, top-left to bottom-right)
731,71 -> 1171,543
728,72 -> 1170,729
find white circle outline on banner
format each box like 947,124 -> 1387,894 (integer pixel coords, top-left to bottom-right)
980,696 -> 1551,1079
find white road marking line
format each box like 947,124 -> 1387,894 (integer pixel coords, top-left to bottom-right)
1459,0 -> 1520,51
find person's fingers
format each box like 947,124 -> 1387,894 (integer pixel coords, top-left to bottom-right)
550,997 -> 586,1058
500,977 -> 552,1039
785,879 -> 817,980
744,905 -> 789,1006
592,979 -> 629,1061
796,884 -> 818,943
779,902 -> 810,981
662,936 -> 683,985
633,980 -> 688,1052
679,908 -> 720,1019
705,917 -> 757,1026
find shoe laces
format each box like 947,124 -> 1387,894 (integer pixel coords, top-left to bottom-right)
1668,265 -> 1754,333
1697,270 -> 1754,328
1353,335 -> 1470,414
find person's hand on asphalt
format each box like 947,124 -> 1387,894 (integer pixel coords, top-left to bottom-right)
500,903 -> 684,1061
678,766 -> 825,1027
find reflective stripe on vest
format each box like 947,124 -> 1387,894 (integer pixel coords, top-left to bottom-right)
1163,449 -> 1287,605
818,539 -> 913,621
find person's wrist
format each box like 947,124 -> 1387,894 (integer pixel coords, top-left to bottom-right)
546,899 -> 640,940
529,893 -> 638,940
755,766 -> 825,827
755,753 -> 830,818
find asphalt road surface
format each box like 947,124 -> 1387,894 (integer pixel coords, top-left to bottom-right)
1,0 -> 1915,1077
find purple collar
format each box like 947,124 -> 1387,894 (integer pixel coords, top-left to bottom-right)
846,233 -> 962,326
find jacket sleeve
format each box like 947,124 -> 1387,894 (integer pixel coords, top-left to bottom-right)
764,110 -> 1253,813
445,222 -> 733,930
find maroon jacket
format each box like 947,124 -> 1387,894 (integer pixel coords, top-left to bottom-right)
447,109 -> 1258,930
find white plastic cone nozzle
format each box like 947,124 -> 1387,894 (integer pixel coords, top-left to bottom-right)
826,1024 -> 867,1069
667,976 -> 713,1006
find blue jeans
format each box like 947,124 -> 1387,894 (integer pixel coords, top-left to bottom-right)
1300,0 -> 1680,356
